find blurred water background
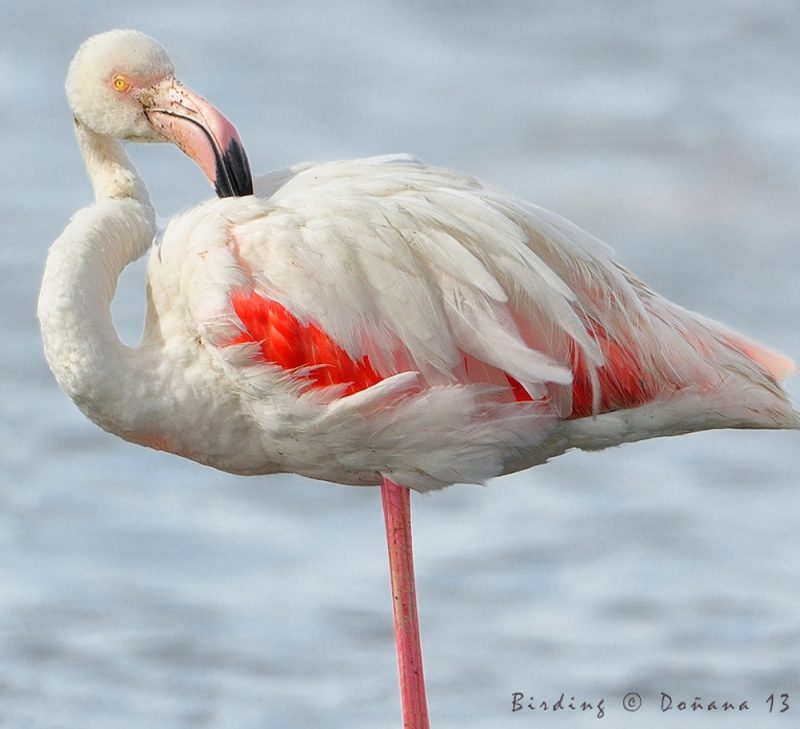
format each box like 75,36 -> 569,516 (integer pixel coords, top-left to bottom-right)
1,2 -> 799,727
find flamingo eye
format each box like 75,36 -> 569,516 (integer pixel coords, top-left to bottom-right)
113,75 -> 130,93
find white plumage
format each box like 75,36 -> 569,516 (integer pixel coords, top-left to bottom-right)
39,31 -> 798,492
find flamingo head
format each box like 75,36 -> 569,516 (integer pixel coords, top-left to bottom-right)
67,29 -> 252,197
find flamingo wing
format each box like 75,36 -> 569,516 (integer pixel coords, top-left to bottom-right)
176,157 -> 656,405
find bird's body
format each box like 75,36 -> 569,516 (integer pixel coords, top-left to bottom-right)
38,30 -> 798,729
41,147 -> 798,490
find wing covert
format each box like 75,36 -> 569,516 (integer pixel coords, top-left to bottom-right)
176,156 -> 659,415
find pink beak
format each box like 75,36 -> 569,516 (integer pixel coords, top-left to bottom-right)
142,78 -> 253,198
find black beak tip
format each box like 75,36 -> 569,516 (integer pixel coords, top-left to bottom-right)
214,138 -> 253,198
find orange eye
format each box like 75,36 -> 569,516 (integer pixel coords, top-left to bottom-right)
113,75 -> 130,93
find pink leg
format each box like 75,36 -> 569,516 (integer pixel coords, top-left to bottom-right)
381,477 -> 431,729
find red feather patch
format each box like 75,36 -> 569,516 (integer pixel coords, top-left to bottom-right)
508,325 -> 658,416
229,292 -> 381,393
568,331 -> 658,416
229,292 -> 658,415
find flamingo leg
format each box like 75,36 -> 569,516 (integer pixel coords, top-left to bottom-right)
381,477 -> 431,729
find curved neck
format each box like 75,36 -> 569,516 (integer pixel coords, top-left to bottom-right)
76,122 -> 152,204
38,128 -> 158,436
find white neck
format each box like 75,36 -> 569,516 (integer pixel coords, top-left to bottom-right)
38,125 -> 160,437
75,123 -> 151,203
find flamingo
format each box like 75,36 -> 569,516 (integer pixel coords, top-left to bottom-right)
39,30 -> 797,729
